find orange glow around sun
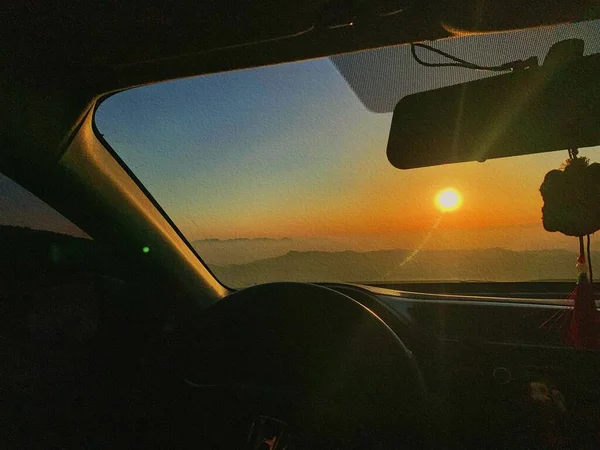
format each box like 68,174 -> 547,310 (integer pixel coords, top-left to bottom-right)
435,188 -> 463,212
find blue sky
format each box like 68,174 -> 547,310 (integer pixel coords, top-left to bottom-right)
95,57 -> 391,239
95,20 -> 600,249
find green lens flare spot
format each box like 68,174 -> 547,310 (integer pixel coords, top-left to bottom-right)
142,246 -> 150,254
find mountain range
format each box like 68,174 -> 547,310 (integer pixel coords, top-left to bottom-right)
209,247 -> 598,287
192,236 -> 347,265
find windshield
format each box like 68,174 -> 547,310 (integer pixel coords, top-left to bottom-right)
95,20 -> 600,288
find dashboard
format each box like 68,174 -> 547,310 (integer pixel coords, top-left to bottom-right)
327,283 -> 600,448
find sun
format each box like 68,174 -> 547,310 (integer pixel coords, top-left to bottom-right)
435,188 -> 462,212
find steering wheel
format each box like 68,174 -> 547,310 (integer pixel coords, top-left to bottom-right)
176,282 -> 430,448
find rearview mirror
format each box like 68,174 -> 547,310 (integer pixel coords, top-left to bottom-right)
387,42 -> 600,169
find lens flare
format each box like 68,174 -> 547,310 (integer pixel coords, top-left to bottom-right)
435,188 -> 462,212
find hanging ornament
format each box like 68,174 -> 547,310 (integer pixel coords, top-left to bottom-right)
540,150 -> 600,237
564,239 -> 600,348
540,149 -> 600,349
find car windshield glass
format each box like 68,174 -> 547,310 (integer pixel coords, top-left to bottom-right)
95,20 -> 600,288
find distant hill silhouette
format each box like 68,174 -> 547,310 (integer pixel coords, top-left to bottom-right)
210,247 -> 597,287
192,236 -> 338,265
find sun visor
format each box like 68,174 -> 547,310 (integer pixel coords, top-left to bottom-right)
330,20 -> 600,113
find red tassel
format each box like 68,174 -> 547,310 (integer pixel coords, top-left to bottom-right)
565,271 -> 600,349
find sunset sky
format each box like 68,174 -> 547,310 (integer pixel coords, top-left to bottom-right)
95,20 -> 600,254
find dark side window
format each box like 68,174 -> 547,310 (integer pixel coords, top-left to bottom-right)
0,171 -> 93,292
